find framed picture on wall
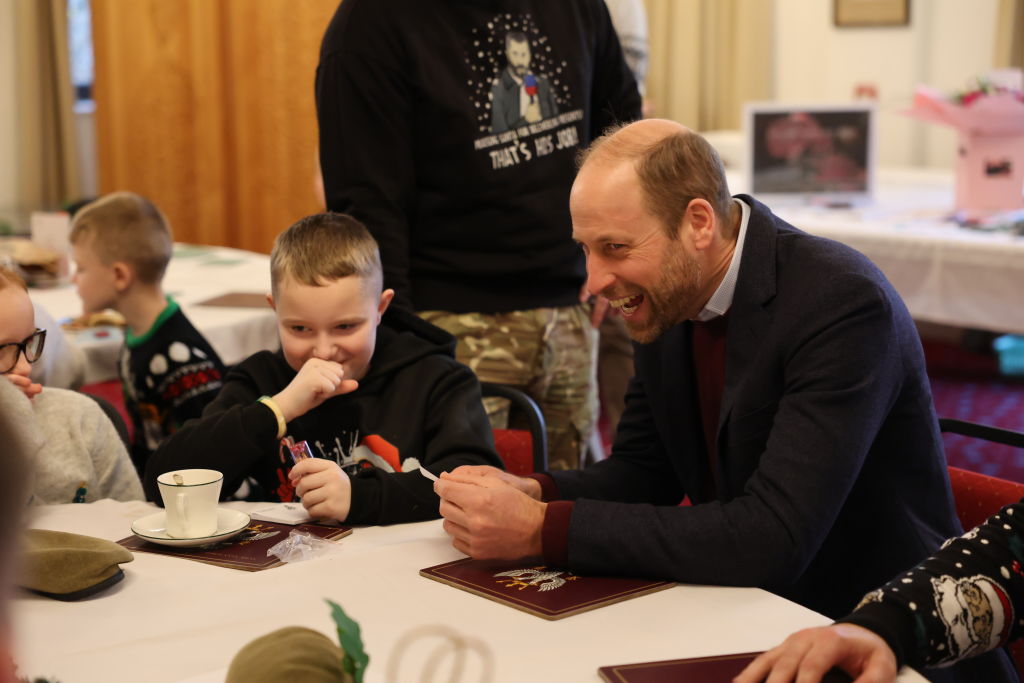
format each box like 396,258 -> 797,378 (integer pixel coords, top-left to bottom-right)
834,0 -> 910,27
744,102 -> 877,207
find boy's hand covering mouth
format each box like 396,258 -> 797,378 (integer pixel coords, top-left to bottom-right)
273,358 -> 359,422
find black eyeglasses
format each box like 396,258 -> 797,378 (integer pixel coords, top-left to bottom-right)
0,329 -> 46,374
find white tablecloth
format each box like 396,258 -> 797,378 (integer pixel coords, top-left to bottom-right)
732,168 -> 1024,335
12,501 -> 926,683
28,244 -> 278,384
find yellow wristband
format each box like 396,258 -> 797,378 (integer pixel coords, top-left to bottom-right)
258,396 -> 287,439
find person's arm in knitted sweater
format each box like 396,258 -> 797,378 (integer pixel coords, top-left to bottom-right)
736,497 -> 1024,682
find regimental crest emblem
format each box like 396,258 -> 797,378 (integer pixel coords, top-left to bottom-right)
197,523 -> 280,550
494,565 -> 579,592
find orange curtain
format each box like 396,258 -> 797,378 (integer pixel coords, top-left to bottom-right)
91,0 -> 337,252
643,0 -> 773,131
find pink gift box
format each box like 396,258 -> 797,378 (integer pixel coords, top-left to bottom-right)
905,86 -> 1024,216
955,131 -> 1024,214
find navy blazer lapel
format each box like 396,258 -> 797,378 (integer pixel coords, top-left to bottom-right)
717,196 -> 778,444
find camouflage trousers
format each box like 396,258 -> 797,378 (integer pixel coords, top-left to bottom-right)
419,305 -> 599,470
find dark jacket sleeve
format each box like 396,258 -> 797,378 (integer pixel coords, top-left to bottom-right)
840,498 -> 1024,670
315,10 -> 417,310
143,367 -> 278,502
346,364 -> 503,525
551,271 -> 911,587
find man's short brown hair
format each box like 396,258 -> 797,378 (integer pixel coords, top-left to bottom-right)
579,126 -> 734,239
69,192 -> 173,285
0,264 -> 27,292
270,213 -> 382,297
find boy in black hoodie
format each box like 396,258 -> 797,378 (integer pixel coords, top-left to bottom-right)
145,213 -> 502,524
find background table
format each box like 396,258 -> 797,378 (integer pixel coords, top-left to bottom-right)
28,244 -> 279,384
13,501 -> 926,683
728,168 -> 1024,336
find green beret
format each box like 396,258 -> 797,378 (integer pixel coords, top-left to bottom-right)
19,529 -> 134,601
227,626 -> 351,683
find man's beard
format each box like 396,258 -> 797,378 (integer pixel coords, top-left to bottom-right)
623,246 -> 702,344
511,63 -> 528,77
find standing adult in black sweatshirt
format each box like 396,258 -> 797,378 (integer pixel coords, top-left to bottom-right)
316,0 -> 642,471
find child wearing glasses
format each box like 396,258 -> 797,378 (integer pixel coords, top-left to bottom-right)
0,265 -> 142,503
69,193 -> 227,475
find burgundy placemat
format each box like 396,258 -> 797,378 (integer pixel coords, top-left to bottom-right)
599,652 -> 760,682
118,521 -> 351,571
194,292 -> 269,308
420,558 -> 674,620
598,652 -> 854,682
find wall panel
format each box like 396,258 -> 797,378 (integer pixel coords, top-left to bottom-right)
223,0 -> 335,253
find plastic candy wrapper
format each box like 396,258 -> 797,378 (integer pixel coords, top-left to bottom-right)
280,437 -> 313,464
266,529 -> 337,564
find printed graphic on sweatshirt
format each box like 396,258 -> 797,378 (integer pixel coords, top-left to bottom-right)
122,342 -> 224,451
931,573 -> 1013,661
275,429 -> 416,502
467,13 -> 583,170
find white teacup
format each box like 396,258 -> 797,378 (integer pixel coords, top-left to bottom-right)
157,469 -> 223,538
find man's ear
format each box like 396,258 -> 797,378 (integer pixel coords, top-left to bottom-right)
377,288 -> 395,322
111,262 -> 133,292
266,292 -> 276,311
684,198 -> 716,250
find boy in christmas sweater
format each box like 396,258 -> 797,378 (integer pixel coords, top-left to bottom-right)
70,193 -> 226,474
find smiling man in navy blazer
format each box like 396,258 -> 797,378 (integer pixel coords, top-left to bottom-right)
436,119 -> 1014,681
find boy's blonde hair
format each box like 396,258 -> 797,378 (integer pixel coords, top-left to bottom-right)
69,192 -> 173,285
270,213 -> 383,296
0,264 -> 27,292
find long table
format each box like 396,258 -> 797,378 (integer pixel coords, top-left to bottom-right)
13,501 -> 926,682
733,168 -> 1024,336
28,244 -> 279,385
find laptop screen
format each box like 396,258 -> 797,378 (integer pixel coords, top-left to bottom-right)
744,102 -> 876,206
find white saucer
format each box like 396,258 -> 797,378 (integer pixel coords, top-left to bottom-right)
131,508 -> 251,547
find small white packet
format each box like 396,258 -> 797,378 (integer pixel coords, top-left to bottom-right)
419,467 -> 439,482
266,529 -> 337,563
250,502 -> 313,525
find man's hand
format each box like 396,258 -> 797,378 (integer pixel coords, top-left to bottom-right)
273,358 -> 358,422
435,471 -> 546,560
290,458 -> 352,522
448,465 -> 543,500
4,374 -> 42,400
733,624 -> 898,683
525,100 -> 542,123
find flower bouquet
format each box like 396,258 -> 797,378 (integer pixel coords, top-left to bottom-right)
905,77 -> 1024,219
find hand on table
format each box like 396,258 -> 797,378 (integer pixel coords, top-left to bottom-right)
435,470 -> 546,560
290,458 -> 352,522
273,358 -> 358,422
733,623 -> 898,683
4,373 -> 42,400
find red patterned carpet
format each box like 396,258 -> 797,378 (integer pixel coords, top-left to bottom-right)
925,339 -> 1024,482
